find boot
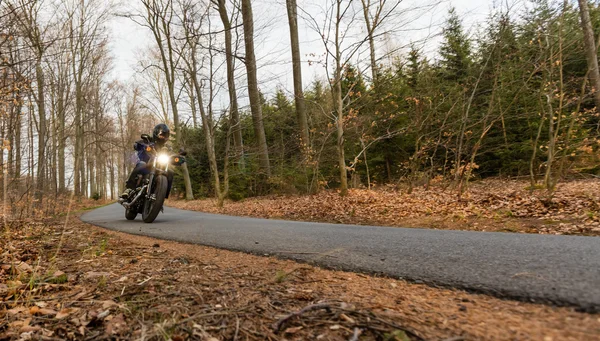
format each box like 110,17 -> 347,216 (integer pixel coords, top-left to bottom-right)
120,188 -> 134,199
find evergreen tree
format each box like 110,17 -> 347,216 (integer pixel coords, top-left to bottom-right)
407,45 -> 421,89
439,7 -> 472,81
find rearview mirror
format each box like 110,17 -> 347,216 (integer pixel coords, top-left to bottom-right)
141,134 -> 151,142
179,149 -> 188,156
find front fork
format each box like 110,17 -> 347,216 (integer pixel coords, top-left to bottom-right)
145,170 -> 166,202
146,173 -> 155,200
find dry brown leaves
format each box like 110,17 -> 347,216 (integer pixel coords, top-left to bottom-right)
0,217 -> 428,340
1,215 -> 598,340
170,179 -> 600,236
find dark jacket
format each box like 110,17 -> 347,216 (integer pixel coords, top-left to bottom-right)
133,139 -> 154,163
134,137 -> 170,163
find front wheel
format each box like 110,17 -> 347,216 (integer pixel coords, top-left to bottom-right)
142,174 -> 168,223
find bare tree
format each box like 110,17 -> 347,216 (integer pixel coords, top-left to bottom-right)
577,0 -> 600,110
7,0 -> 49,201
286,0 -> 310,151
214,0 -> 244,167
134,0 -> 194,199
178,0 -> 230,206
241,0 -> 270,178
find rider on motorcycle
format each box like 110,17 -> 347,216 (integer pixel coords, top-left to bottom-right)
120,123 -> 174,198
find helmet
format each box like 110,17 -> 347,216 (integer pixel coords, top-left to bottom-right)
153,123 -> 170,146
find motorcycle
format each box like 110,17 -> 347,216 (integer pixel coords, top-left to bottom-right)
118,134 -> 186,223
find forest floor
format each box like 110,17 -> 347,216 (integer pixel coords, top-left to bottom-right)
1,208 -> 599,341
169,178 -> 600,236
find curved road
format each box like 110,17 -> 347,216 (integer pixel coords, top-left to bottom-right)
82,204 -> 600,312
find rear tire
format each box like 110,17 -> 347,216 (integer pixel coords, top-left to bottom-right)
125,208 -> 137,220
142,175 -> 168,223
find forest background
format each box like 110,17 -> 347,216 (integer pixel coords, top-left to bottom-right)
2,0 -> 600,215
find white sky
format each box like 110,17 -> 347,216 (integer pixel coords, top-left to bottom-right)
107,0 -> 508,113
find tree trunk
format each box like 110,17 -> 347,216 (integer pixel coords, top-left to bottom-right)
110,153 -> 115,200
193,75 -> 222,206
185,75 -> 199,128
217,0 -> 244,166
57,78 -> 66,192
35,61 -> 46,201
241,0 -> 271,177
578,0 -> 600,110
360,0 -> 378,83
50,90 -> 58,197
286,0 -> 310,151
144,0 -> 194,200
334,0 -> 348,196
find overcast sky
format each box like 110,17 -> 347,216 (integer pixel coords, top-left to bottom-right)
107,0 -> 510,111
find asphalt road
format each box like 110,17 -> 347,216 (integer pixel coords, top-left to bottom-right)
81,203 -> 600,312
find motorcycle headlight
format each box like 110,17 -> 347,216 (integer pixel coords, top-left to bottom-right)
157,153 -> 170,165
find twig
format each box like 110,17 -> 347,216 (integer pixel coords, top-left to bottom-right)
343,309 -> 423,340
273,303 -> 332,332
137,276 -> 153,286
234,314 -> 240,341
348,328 -> 361,341
51,190 -> 76,263
442,337 -> 465,341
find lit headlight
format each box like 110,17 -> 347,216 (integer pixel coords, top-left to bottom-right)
157,153 -> 170,165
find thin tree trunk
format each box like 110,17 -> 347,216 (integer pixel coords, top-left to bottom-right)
35,61 -> 46,202
184,75 -> 198,128
144,0 -> 194,200
194,76 -> 222,206
360,0 -> 378,83
216,0 -> 244,167
286,0 -> 310,151
50,89 -> 58,197
241,0 -> 271,178
334,0 -> 348,196
578,0 -> 600,110
57,77 -> 66,192
360,139 -> 371,190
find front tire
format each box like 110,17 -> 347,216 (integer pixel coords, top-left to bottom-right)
142,174 -> 168,223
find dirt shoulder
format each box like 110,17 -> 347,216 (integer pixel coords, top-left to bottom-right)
169,179 -> 600,236
1,214 -> 599,340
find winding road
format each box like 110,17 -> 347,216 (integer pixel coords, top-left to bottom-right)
81,203 -> 600,312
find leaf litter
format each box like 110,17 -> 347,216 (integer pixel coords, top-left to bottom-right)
170,179 -> 600,236
1,212 -> 599,340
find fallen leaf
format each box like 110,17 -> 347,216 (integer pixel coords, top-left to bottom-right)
7,306 -> 27,315
16,262 -> 32,273
20,319 -> 40,333
52,270 -> 65,278
55,308 -> 79,319
105,313 -> 126,335
20,325 -> 41,333
116,276 -> 128,282
102,300 -> 118,309
8,320 -> 24,328
36,308 -> 57,316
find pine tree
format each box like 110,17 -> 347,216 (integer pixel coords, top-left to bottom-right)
439,7 -> 472,81
407,45 -> 421,89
